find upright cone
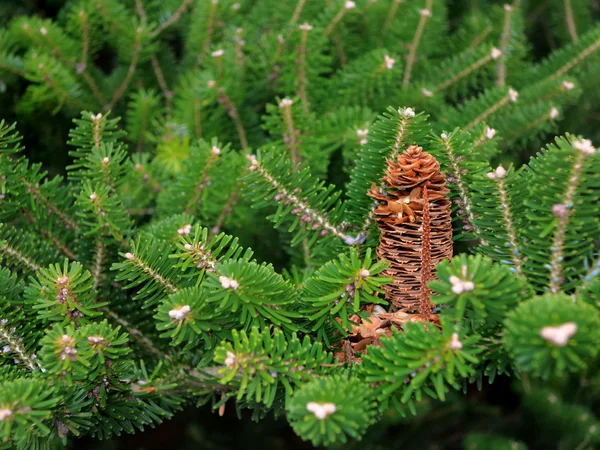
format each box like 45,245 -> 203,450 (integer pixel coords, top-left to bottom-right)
368,145 -> 452,318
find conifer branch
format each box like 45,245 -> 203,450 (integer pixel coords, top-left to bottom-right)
21,179 -> 80,231
324,1 -> 355,37
151,55 -> 173,110
548,144 -> 590,293
468,26 -> 493,50
297,25 -> 311,111
440,134 -> 479,237
495,4 -> 515,87
463,88 -> 518,131
403,1 -> 433,86
37,23 -> 106,105
0,241 -> 41,272
104,308 -> 165,358
434,48 -> 499,93
196,0 -> 218,68
124,252 -> 178,293
488,169 -> 523,275
135,0 -> 147,20
564,0 -> 578,43
247,156 -> 354,243
279,99 -> 300,163
290,0 -> 308,25
552,34 -> 600,79
92,240 -> 105,290
134,162 -> 163,192
149,0 -> 194,38
383,0 -> 403,37
104,27 -> 143,111
87,192 -> 130,248
184,150 -> 220,215
502,107 -> 558,142
0,319 -> 42,371
215,86 -> 248,150
22,209 -> 76,259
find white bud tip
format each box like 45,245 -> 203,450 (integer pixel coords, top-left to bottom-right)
279,98 -> 294,108
0,409 -> 12,421
504,4 -> 512,11
485,127 -> 496,139
40,27 -> 48,35
384,55 -> 395,69
89,192 -> 97,200
211,146 -> 221,155
212,49 -> 224,57
184,243 -> 193,250
231,3 -> 240,9
178,224 -> 192,235
306,402 -> 337,419
441,133 -> 448,140
219,276 -> 239,289
125,252 -> 134,260
573,138 -> 596,155
299,23 -> 313,31
356,129 -> 368,138
102,157 -> 109,164
420,8 -> 432,17
562,80 -> 575,90
168,305 -> 191,321
207,80 -> 216,88
549,107 -> 559,119
224,351 -> 236,368
540,322 -> 577,346
399,107 -> 416,118
491,48 -> 502,59
450,333 -> 463,350
91,113 -> 103,121
421,88 -> 433,97
449,275 -> 474,294
360,269 -> 371,278
345,1 -> 356,9
508,88 -> 519,102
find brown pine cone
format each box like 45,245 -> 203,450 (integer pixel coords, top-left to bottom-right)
368,145 -> 452,318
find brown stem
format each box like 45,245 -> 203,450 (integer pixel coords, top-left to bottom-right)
150,0 -> 194,38
151,55 -> 173,110
104,28 -> 143,111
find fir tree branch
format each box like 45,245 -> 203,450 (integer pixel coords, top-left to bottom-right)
296,25 -> 311,112
0,319 -> 42,371
501,107 -> 558,142
551,33 -> 600,79
488,169 -> 523,275
440,134 -> 479,238
247,156 -> 354,243
434,48 -> 499,93
403,1 -> 433,86
564,0 -> 578,43
151,55 -> 173,110
92,240 -> 105,291
103,308 -> 165,358
468,26 -> 493,50
36,23 -> 106,106
463,88 -> 518,131
149,0 -> 194,38
21,208 -> 76,259
104,27 -> 143,111
0,241 -> 41,272
184,150 -> 220,215
290,0 -> 308,24
124,251 -> 177,293
21,179 -> 80,232
324,1 -> 355,37
215,85 -> 248,150
548,144 -> 589,293
195,0 -> 218,69
382,0 -> 403,37
279,99 -> 301,163
495,3 -> 515,87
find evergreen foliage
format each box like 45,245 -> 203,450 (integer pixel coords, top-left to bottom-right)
0,0 -> 599,449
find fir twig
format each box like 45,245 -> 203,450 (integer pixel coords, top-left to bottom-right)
149,0 -> 194,38
0,319 -> 42,371
104,27 -> 143,111
403,1 -> 433,86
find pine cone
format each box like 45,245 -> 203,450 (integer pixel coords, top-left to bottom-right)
368,145 -> 452,318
